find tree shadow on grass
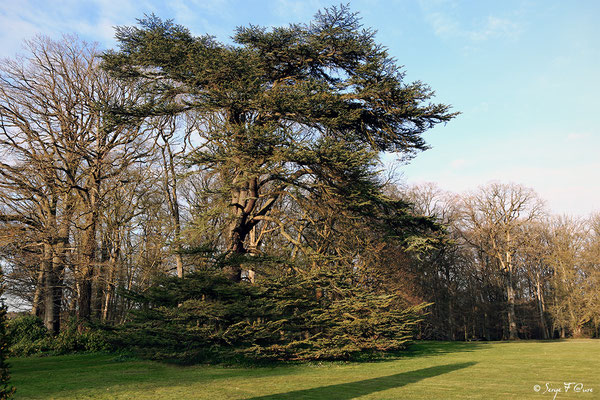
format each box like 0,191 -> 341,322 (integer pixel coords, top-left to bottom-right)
401,341 -> 488,358
11,354 -> 272,398
244,361 -> 476,400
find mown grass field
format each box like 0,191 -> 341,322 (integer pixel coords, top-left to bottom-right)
11,340 -> 599,399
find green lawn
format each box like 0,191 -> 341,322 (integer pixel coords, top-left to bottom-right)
11,340 -> 599,399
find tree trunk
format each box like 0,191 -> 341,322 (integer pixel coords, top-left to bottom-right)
535,274 -> 549,339
77,256 -> 94,322
78,190 -> 98,322
506,268 -> 519,340
78,276 -> 93,322
174,253 -> 184,279
43,273 -> 59,334
30,253 -> 46,318
446,268 -> 456,340
224,219 -> 246,282
160,133 -> 185,278
92,242 -> 108,320
42,243 -> 55,333
44,241 -> 65,335
102,242 -> 118,322
224,175 -> 258,282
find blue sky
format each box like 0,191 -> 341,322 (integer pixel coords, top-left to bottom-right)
1,0 -> 598,216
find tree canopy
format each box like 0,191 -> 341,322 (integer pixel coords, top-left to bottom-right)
103,5 -> 457,280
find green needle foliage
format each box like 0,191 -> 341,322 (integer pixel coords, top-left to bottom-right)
0,270 -> 14,399
116,271 -> 426,363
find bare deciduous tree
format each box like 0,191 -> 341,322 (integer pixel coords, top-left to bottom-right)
0,35 -> 152,329
461,182 -> 545,339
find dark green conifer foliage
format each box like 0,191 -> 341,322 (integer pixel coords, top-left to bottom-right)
0,269 -> 15,399
117,271 -> 426,362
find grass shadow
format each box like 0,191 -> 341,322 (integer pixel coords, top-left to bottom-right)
244,361 -> 476,400
402,341 -> 488,358
10,353 -> 281,398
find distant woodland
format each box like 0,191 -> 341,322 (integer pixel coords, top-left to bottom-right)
1,7 -> 598,364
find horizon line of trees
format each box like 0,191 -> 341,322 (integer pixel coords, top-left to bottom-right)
405,182 -> 600,340
0,7 -> 597,348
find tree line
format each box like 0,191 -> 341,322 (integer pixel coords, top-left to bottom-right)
405,182 -> 600,340
0,7 -> 597,351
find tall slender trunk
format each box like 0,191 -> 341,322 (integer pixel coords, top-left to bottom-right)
31,250 -> 47,317
92,240 -> 108,320
504,231 -> 519,340
479,290 -> 490,340
446,265 -> 455,340
43,275 -> 59,333
78,188 -> 98,322
44,236 -> 68,335
535,273 -> 549,339
41,191 -> 72,335
506,267 -> 519,340
117,241 -> 128,324
160,134 -> 184,278
78,233 -> 95,321
102,238 -> 118,322
42,243 -> 55,332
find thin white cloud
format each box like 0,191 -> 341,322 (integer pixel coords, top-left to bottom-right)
566,132 -> 592,141
165,0 -> 235,40
426,11 -> 460,37
419,1 -> 522,42
0,0 -> 240,54
450,158 -> 467,169
472,16 -> 520,41
0,0 -> 147,54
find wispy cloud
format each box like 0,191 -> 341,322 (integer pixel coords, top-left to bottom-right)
0,0 -> 149,53
419,1 -> 522,42
0,0 -> 242,54
566,132 -> 592,142
274,0 -> 329,22
450,158 -> 467,169
473,16 -> 520,41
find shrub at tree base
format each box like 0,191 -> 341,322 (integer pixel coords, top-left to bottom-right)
6,315 -> 48,356
116,271 -> 427,363
0,300 -> 14,399
7,315 -> 111,357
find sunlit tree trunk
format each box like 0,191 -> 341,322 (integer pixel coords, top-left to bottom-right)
506,267 -> 518,340
30,250 -> 47,318
535,274 -> 549,339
